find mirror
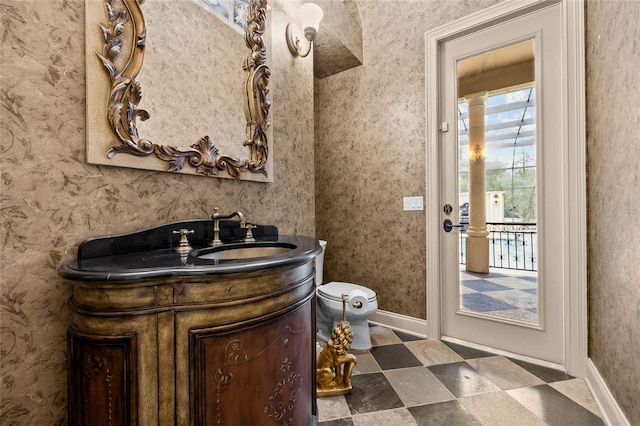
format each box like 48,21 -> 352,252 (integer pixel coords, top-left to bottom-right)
85,0 -> 272,181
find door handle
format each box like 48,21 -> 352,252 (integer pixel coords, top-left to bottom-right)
443,219 -> 465,232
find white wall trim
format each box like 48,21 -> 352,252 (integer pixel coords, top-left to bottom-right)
441,336 -> 565,371
561,0 -> 588,379
425,23 -> 442,341
369,310 -> 428,338
586,359 -> 631,426
425,0 -> 587,376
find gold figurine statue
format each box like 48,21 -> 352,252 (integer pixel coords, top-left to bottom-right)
316,294 -> 357,397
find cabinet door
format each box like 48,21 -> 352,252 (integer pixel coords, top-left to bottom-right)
67,329 -> 137,426
190,300 -> 313,425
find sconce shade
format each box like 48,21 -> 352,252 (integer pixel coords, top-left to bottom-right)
299,3 -> 324,33
286,3 -> 324,58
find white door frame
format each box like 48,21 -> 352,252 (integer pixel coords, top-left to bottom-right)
425,0 -> 587,377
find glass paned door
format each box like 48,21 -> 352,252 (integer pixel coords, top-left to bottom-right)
438,3 -> 565,364
457,83 -> 539,325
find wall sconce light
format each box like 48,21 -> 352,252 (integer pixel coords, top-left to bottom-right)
286,3 -> 324,58
469,144 -> 486,162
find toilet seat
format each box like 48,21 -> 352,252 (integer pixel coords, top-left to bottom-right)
317,281 -> 377,302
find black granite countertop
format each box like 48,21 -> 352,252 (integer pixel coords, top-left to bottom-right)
57,220 -> 321,282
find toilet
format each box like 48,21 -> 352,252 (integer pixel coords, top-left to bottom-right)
315,240 -> 378,350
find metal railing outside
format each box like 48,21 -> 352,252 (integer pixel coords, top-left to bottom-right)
459,222 -> 537,271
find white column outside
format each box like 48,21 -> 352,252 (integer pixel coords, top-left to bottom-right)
465,92 -> 489,273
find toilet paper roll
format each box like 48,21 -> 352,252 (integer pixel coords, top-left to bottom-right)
348,289 -> 369,311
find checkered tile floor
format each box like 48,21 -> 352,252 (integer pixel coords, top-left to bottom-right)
317,326 -> 604,426
460,268 -> 539,323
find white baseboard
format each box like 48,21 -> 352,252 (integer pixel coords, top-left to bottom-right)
440,335 -> 565,371
369,309 -> 428,338
586,358 -> 630,426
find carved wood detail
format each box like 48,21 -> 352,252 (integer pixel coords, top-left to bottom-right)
65,256 -> 317,424
190,300 -> 313,425
67,329 -> 137,426
96,0 -> 270,178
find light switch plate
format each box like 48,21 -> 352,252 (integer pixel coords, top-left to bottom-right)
403,196 -> 424,211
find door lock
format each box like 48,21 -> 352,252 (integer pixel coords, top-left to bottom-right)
443,218 -> 465,232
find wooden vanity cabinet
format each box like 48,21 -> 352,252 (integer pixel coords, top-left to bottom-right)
67,330 -> 138,425
66,261 -> 317,425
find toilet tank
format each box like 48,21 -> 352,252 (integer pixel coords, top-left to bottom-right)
315,240 -> 327,287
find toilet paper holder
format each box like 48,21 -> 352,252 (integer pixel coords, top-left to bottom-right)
346,289 -> 369,312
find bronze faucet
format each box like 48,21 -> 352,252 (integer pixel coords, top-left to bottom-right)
210,207 -> 247,246
172,229 -> 194,253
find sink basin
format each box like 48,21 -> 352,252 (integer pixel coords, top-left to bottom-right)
193,243 -> 296,260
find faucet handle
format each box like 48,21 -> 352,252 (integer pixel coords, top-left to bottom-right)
242,224 -> 256,242
172,229 -> 194,253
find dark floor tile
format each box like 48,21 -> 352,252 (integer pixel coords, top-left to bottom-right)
462,293 -> 517,312
370,343 -> 423,370
462,279 -> 512,292
428,362 -> 500,397
522,288 -> 538,295
520,276 -> 538,282
441,341 -> 495,360
344,372 -> 404,415
508,384 -> 605,426
508,358 -> 573,383
319,418 -> 354,426
408,400 -> 482,426
392,329 -> 424,342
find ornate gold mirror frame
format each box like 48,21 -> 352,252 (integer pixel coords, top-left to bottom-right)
89,0 -> 271,179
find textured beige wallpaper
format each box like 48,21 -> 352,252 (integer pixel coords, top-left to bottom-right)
314,0 -> 501,319
0,0 -> 313,422
585,1 -> 640,423
315,3 -> 640,421
4,0 -> 639,422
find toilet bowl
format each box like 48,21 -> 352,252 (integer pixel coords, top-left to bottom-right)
315,240 -> 378,350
